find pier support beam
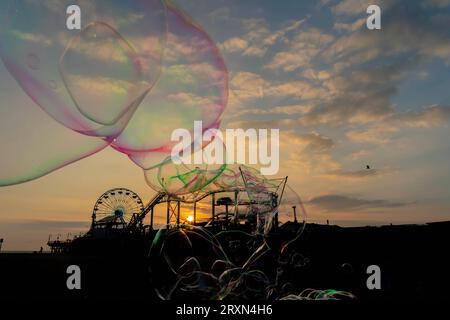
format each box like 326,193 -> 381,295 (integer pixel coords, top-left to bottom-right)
193,201 -> 197,224
177,200 -> 181,226
166,199 -> 170,226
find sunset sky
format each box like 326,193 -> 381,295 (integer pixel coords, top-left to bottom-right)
1,0 -> 450,251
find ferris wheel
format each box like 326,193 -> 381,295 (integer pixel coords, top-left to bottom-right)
92,188 -> 144,225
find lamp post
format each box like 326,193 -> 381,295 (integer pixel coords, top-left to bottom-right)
292,206 -> 298,223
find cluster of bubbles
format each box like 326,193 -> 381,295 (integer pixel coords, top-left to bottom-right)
148,164 -> 356,300
149,225 -> 288,300
149,220 -> 357,300
147,162 -> 293,236
0,0 -> 227,186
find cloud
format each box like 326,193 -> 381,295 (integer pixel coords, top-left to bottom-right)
281,131 -> 334,151
346,106 -> 450,145
220,36 -> 267,57
221,37 -> 249,53
279,131 -> 341,174
280,0 -> 450,137
266,51 -> 315,72
325,2 -> 450,66
227,72 -> 329,109
164,1 -> 450,206
241,18 -> 271,41
207,6 -> 232,22
243,46 -> 267,57
334,18 -> 366,32
218,125 -> 340,175
423,0 -> 450,8
265,80 -> 329,100
348,149 -> 370,160
322,168 -> 385,179
390,105 -> 450,128
332,0 -> 369,16
114,13 -> 146,28
231,104 -> 313,118
262,19 -> 307,46
297,58 -> 419,127
167,91 -> 216,107
301,69 -> 332,81
63,75 -> 134,96
228,71 -> 267,108
332,0 -> 393,17
230,72 -> 268,90
265,28 -> 334,72
308,194 -> 407,212
221,17 -> 306,59
10,30 -> 53,46
229,72 -> 329,107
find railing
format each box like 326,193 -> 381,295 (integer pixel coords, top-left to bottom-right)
47,232 -> 85,244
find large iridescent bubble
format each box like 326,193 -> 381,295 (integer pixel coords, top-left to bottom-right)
0,1 -> 228,186
111,2 -> 228,170
0,0 -> 166,136
0,0 -> 167,185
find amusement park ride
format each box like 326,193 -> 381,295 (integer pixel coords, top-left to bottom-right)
47,174 -> 291,254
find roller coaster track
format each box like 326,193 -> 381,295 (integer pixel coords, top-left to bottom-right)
128,192 -> 166,228
127,174 -> 287,228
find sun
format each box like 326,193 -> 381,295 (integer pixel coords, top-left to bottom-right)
186,215 -> 194,223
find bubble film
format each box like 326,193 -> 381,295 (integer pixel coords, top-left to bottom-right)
0,81 -> 109,186
144,135 -> 228,196
112,2 -> 228,169
59,21 -> 150,126
0,1 -> 228,185
0,0 -> 167,185
0,0 -> 166,136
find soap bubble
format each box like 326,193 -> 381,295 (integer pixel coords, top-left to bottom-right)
144,133 -> 228,196
0,75 -> 109,186
0,0 -> 166,135
0,0 -> 167,185
59,21 -> 150,126
0,1 -> 228,186
112,2 -> 228,170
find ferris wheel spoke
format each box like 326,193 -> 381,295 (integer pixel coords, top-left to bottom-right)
99,200 -> 116,211
103,196 -> 118,210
